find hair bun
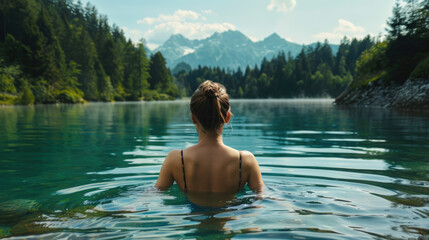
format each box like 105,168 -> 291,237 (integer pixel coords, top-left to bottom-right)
190,80 -> 230,131
200,81 -> 220,98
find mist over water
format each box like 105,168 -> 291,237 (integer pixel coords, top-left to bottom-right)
0,99 -> 428,239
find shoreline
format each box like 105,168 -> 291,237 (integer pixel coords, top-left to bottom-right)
0,98 -> 336,106
334,78 -> 429,111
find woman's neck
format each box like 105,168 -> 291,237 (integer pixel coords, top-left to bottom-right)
197,129 -> 224,145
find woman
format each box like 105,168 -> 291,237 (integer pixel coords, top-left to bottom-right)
155,80 -> 264,195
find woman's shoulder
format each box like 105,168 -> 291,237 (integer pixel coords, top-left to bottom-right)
166,149 -> 182,157
239,150 -> 255,158
238,150 -> 259,169
163,149 -> 182,166
222,146 -> 255,159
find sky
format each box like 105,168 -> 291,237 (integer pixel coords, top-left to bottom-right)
79,0 -> 396,50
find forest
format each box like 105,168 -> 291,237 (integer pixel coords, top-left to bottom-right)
0,0 -> 427,104
0,0 -> 179,104
348,0 -> 429,91
173,37 -> 374,98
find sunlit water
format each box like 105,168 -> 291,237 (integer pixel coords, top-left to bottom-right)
0,99 -> 428,239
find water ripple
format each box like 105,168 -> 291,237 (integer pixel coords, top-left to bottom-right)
1,100 -> 428,239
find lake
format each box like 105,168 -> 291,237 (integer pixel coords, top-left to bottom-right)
0,99 -> 428,239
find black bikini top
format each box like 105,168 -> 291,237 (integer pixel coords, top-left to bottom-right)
181,150 -> 242,193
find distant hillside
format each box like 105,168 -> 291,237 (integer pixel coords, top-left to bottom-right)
153,30 -> 339,70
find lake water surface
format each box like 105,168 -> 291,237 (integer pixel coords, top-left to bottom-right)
0,99 -> 428,239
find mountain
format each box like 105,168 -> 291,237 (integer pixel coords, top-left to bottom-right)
153,34 -> 200,64
152,30 -> 339,70
175,31 -> 260,70
255,33 -> 302,59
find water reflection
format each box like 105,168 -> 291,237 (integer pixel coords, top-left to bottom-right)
0,102 -> 185,203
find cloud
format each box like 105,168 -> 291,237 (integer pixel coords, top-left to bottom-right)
138,18 -> 156,25
144,21 -> 236,45
334,19 -> 365,33
313,19 -> 368,43
145,43 -> 159,50
267,0 -> 296,12
138,10 -> 200,25
121,27 -> 144,43
139,9 -> 236,46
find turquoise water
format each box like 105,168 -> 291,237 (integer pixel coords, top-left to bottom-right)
0,99 -> 428,239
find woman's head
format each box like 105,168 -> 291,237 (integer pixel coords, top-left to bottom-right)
190,80 -> 230,132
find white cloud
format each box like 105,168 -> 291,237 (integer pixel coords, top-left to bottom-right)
138,18 -> 156,25
138,9 -> 200,25
121,27 -> 144,43
267,0 -> 296,12
313,19 -> 368,43
334,19 -> 365,33
144,21 -> 236,45
145,43 -> 159,50
140,9 -> 236,46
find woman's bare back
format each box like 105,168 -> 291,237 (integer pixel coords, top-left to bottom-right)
156,144 -> 263,193
179,145 -> 242,192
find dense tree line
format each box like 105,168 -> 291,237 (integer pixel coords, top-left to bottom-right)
0,0 -> 178,104
174,38 -> 374,98
350,0 -> 429,90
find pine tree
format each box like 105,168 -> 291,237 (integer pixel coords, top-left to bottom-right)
148,52 -> 170,92
387,1 -> 406,39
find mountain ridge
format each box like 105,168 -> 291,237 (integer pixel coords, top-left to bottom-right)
151,30 -> 339,70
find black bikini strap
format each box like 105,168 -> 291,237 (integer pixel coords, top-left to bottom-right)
238,151 -> 242,190
181,150 -> 187,192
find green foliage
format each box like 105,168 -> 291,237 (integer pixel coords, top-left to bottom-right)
387,0 -> 429,41
0,62 -> 20,94
348,0 -> 429,91
352,41 -> 389,89
142,89 -> 175,101
0,92 -> 17,105
351,41 -> 395,91
386,1 -> 406,39
63,61 -> 83,96
31,78 -> 55,103
149,52 -> 171,92
54,89 -> 83,103
0,0 -> 177,104
386,0 -> 429,83
0,226 -> 11,238
18,84 -> 34,105
410,55 -> 429,79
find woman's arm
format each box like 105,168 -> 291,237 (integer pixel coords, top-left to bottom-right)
155,150 -> 178,190
244,151 -> 264,192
